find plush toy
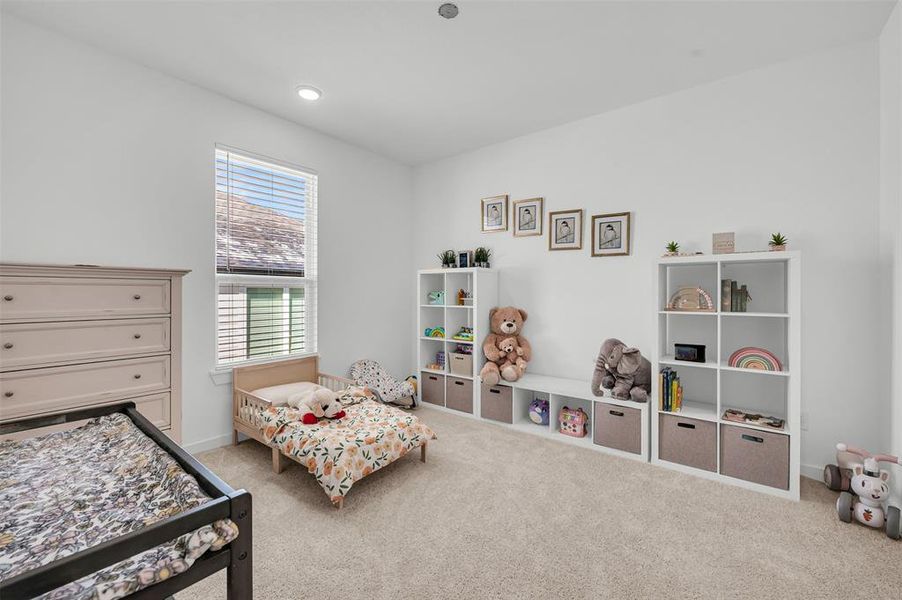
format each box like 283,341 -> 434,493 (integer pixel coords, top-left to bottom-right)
287,385 -> 347,425
529,398 -> 549,425
497,337 -> 528,371
591,338 -> 651,403
480,307 -> 532,385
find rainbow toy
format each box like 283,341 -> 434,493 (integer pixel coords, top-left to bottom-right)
728,347 -> 782,372
425,327 -> 445,339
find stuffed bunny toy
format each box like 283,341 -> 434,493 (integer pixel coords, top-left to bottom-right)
591,338 -> 651,403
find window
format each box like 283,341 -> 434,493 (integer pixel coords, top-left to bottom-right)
215,147 -> 317,366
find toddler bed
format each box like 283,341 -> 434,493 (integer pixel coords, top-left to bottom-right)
0,402 -> 252,600
232,356 -> 435,508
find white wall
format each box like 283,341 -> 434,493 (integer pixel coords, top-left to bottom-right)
413,41 -> 884,475
0,15 -> 414,451
880,1 -> 902,503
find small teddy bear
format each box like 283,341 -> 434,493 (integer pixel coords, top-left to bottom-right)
497,336 -> 528,371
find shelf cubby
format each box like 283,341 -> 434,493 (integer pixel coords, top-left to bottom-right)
720,314 -> 788,372
720,260 -> 787,314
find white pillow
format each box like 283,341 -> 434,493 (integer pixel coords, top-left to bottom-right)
251,381 -> 325,405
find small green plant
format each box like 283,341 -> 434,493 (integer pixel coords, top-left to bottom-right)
665,241 -> 680,253
437,249 -> 456,266
474,247 -> 491,264
769,232 -> 788,247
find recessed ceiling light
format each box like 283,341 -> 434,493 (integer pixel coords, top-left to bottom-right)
296,85 -> 322,101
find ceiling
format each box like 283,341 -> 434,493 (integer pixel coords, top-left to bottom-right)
3,1 -> 896,165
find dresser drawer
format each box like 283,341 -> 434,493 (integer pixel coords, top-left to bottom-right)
0,356 -> 170,421
0,277 -> 170,320
0,318 -> 170,370
132,392 -> 172,430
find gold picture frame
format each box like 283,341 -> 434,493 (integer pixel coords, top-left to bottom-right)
591,212 -> 631,257
548,209 -> 583,251
481,195 -> 509,233
513,198 -> 544,237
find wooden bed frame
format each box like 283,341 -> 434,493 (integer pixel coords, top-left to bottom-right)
231,356 -> 426,509
0,402 -> 252,599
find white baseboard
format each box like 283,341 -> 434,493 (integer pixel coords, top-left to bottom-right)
183,433 -> 233,455
801,463 -> 822,482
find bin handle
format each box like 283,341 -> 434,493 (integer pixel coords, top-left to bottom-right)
677,422 -> 696,430
609,410 -> 624,417
742,434 -> 764,444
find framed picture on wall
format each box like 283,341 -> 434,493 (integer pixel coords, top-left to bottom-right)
481,195 -> 509,233
591,212 -> 631,257
513,197 -> 543,237
548,209 -> 583,251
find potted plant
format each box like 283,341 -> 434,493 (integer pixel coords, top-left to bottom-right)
769,233 -> 788,252
437,250 -> 456,268
664,241 -> 680,257
474,247 -> 492,268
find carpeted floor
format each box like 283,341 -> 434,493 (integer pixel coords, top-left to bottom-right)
179,407 -> 900,599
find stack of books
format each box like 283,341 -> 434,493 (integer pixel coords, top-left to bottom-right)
659,367 -> 683,412
721,279 -> 751,312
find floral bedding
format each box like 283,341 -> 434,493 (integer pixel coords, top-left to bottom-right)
0,414 -> 238,600
259,400 -> 436,504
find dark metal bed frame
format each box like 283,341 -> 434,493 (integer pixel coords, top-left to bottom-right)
0,402 -> 253,600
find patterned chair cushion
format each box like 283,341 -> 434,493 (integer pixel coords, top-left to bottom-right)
349,360 -> 415,406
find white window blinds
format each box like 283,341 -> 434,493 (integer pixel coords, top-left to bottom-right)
215,148 -> 317,365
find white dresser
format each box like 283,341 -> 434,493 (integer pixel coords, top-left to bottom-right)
0,264 -> 188,441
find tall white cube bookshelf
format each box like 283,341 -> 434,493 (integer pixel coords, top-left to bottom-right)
416,268 -> 498,416
653,251 -> 801,500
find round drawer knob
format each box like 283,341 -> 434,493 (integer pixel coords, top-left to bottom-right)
133,294 -> 142,300
134,334 -> 142,339
133,374 -> 142,379
2,343 -> 12,349
4,391 -> 13,398
3,295 -> 12,302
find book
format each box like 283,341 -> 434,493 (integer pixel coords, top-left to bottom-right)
739,284 -> 748,312
730,281 -> 739,312
721,279 -> 732,312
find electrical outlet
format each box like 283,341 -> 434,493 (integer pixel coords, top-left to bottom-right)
801,411 -> 809,431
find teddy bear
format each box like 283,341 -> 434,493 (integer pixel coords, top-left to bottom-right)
287,385 -> 347,425
591,337 -> 651,403
497,336 -> 528,372
480,306 -> 531,385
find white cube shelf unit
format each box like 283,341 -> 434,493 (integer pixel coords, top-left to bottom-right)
487,374 -> 650,462
654,251 -> 801,500
417,268 -> 498,415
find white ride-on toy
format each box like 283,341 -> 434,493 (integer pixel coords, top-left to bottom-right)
828,444 -> 900,540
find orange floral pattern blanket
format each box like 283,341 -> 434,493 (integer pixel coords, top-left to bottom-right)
259,400 -> 436,504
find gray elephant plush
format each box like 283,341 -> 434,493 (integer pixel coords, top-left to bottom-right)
591,338 -> 651,403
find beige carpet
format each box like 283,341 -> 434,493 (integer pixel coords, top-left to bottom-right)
179,407 -> 900,599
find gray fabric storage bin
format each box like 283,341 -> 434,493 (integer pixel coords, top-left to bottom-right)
594,402 -> 641,455
445,376 -> 473,413
480,383 -> 513,423
720,424 -> 789,490
421,371 -> 445,406
659,413 -> 717,472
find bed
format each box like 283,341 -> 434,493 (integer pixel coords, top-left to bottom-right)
0,402 -> 252,600
232,356 -> 435,508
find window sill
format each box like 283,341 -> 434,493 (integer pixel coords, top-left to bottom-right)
209,352 -> 320,387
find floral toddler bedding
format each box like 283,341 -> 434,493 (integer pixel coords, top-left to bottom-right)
0,413 -> 238,600
259,400 -> 436,505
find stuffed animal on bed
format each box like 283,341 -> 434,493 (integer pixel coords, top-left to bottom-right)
287,384 -> 347,425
